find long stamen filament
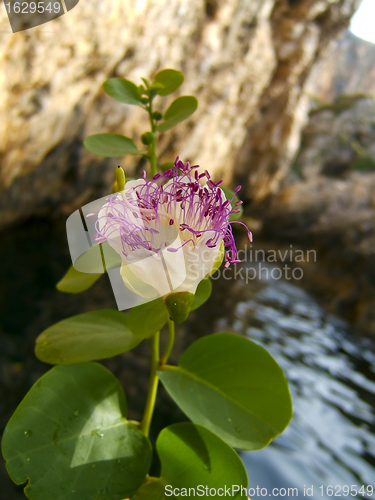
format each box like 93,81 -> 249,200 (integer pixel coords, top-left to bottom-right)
94,157 -> 249,266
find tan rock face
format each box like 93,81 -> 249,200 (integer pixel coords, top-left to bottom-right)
312,31 -> 375,102
262,96 -> 375,335
295,95 -> 375,179
0,0 -> 360,229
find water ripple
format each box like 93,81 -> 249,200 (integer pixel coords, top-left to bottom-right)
214,266 -> 375,494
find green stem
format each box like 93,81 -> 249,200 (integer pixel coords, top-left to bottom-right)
158,364 -> 178,372
139,96 -> 164,437
148,137 -> 157,177
147,95 -> 158,177
140,331 -> 160,437
160,319 -> 175,366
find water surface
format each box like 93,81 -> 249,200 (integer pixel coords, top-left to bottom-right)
212,264 -> 375,497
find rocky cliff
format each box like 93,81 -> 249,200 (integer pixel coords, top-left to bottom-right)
295,95 -> 375,179
0,0 -> 361,229
312,30 -> 375,101
262,95 -> 375,335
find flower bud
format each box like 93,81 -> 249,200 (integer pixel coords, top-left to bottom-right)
141,132 -> 155,145
164,292 -> 194,324
152,111 -> 163,121
140,97 -> 149,104
115,166 -> 126,191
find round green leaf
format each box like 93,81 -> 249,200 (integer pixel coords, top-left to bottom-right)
151,69 -> 184,96
158,333 -> 293,451
191,279 -> 212,311
103,78 -> 143,105
127,298 -> 169,339
221,187 -> 243,221
132,423 -> 248,500
2,363 -> 152,500
35,310 -> 141,364
156,96 -> 198,133
72,241 -> 122,275
84,133 -> 142,157
57,265 -> 102,294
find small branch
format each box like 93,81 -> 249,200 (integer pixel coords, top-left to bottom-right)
160,319 -> 175,366
140,331 -> 160,437
148,136 -> 157,178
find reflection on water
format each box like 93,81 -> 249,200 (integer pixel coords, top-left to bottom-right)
214,265 -> 375,497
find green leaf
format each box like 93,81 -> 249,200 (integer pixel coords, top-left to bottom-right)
75,241 -> 122,274
127,298 -> 169,339
191,279 -> 212,311
157,96 -> 198,133
57,265 -> 102,294
158,333 -> 292,451
221,187 -> 243,221
35,310 -> 141,364
84,133 -> 143,157
151,69 -> 184,96
103,78 -> 143,105
57,242 -> 122,294
2,363 -> 152,500
132,423 -> 248,500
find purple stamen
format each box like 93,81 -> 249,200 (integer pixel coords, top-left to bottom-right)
95,157 -> 251,266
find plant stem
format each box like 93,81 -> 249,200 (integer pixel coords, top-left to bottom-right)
160,319 -> 175,366
147,95 -> 158,177
140,331 -> 160,437
140,319 -> 175,436
139,95 -> 165,437
148,137 -> 157,178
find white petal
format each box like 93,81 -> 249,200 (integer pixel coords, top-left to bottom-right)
124,179 -> 147,191
169,232 -> 224,294
123,247 -> 185,297
120,262 -> 159,299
